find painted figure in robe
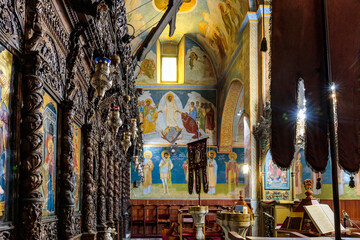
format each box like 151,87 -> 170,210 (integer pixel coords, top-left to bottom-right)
188,102 -> 197,122
205,103 -> 215,131
0,47 -> 12,212
44,133 -> 55,213
159,151 -> 173,194
142,151 -> 154,195
355,172 -> 360,195
225,152 -> 239,194
198,103 -> 206,131
182,153 -> 189,184
207,150 -> 218,195
294,153 -> 303,195
159,93 -> 179,131
142,99 -> 160,134
338,166 -> 344,196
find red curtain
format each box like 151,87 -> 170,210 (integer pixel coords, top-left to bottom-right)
270,0 -> 360,172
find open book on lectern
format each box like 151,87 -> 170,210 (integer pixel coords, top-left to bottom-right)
304,204 -> 345,235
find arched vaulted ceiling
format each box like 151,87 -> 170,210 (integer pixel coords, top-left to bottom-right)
125,0 -> 252,77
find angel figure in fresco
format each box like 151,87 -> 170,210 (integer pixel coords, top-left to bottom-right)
226,0 -> 241,29
43,128 -> 56,214
207,151 -> 218,195
142,151 -> 154,195
142,99 -> 161,134
294,153 -> 303,195
225,152 -> 239,194
159,151 -> 173,194
218,2 -> 234,36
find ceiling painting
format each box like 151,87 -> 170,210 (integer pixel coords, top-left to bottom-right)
125,0 -> 250,79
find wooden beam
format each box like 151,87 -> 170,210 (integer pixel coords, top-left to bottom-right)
133,0 -> 183,64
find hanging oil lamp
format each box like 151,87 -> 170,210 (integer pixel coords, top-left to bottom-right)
130,118 -> 138,140
121,132 -> 132,154
91,57 -> 112,98
108,104 -> 122,136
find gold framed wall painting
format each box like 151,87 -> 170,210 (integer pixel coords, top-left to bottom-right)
72,122 -> 81,212
0,45 -> 13,219
40,91 -> 58,216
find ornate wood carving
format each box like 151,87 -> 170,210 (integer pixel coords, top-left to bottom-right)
97,141 -> 107,229
113,152 -> 120,222
106,149 -> 114,225
59,100 -> 76,239
42,220 -> 58,240
0,0 -> 25,51
19,47 -> 44,240
0,228 -> 16,240
82,123 -> 96,233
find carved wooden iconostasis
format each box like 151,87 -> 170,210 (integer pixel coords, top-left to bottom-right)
0,0 -> 142,239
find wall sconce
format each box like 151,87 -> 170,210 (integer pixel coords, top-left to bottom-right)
91,57 -> 112,98
241,164 -> 250,174
108,104 -> 122,136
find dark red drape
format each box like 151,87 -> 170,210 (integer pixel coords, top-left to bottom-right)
271,0 -> 328,171
271,0 -> 360,173
328,0 -> 360,173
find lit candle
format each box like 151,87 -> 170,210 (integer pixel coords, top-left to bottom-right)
243,207 -> 248,214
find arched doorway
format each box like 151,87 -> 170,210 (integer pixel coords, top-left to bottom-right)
219,79 -> 244,152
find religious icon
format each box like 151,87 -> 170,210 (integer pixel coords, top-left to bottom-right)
207,150 -> 218,195
142,150 -> 154,195
40,92 -> 58,216
0,45 -> 12,217
264,151 -> 290,190
159,150 -> 173,194
183,153 -> 189,184
355,172 -> 360,195
73,123 -> 81,211
225,152 -> 239,194
142,99 -> 161,134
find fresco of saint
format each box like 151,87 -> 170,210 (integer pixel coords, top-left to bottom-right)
142,151 -> 154,195
159,151 -> 173,194
207,150 -> 218,195
142,99 -> 160,134
225,152 -> 239,194
355,173 -> 360,195
188,102 -> 197,122
182,153 -> 189,184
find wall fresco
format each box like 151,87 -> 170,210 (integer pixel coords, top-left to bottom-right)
138,89 -> 217,145
131,146 -> 245,199
294,149 -> 360,199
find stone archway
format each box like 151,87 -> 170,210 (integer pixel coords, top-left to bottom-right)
219,79 -> 243,152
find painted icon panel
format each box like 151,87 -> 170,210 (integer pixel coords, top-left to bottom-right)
40,91 -> 58,216
264,150 -> 290,190
0,45 -> 13,217
73,123 -> 81,212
